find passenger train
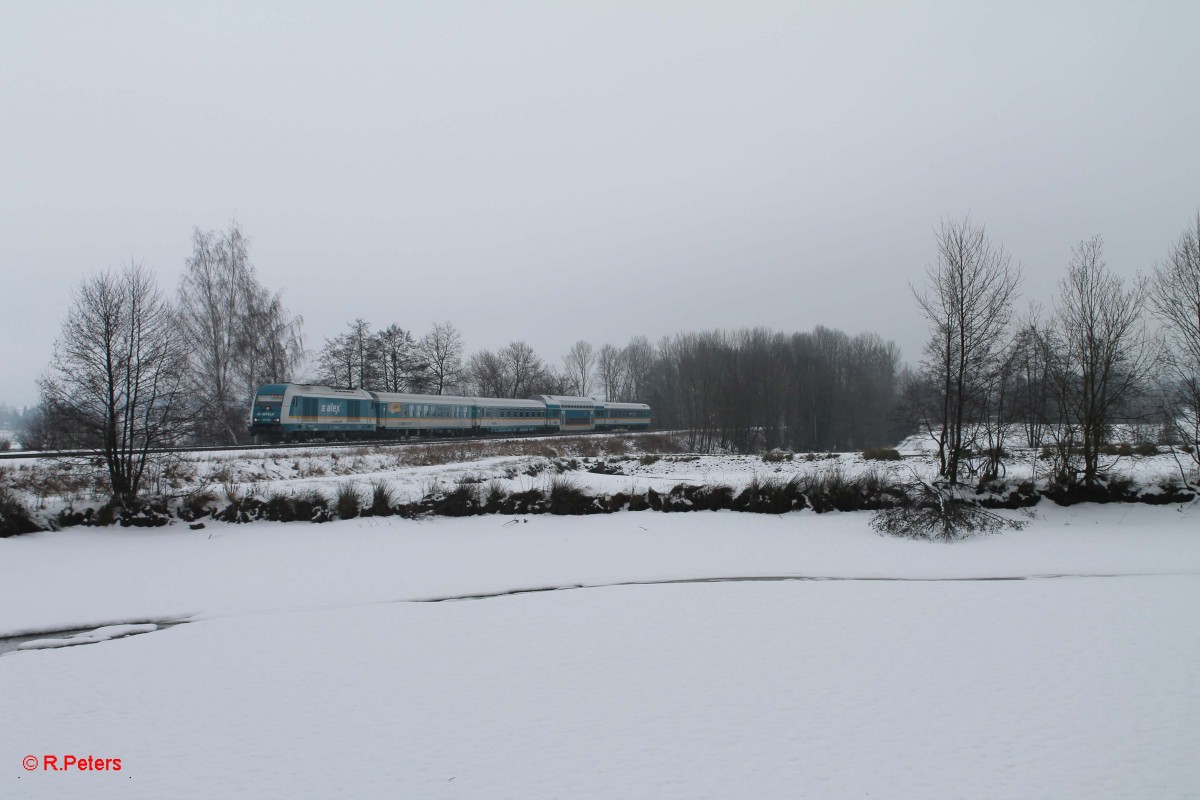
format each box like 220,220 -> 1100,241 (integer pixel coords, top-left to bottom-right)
248,384 -> 652,442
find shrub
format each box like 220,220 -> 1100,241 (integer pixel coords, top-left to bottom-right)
1043,476 -> 1137,506
501,487 -> 546,515
0,439 -> 11,452
547,475 -> 601,515
801,467 -> 854,512
292,489 -> 330,522
367,480 -> 397,517
0,487 -> 40,536
180,487 -> 217,522
1136,478 -> 1197,505
862,447 -> 902,461
1134,442 -> 1159,457
335,482 -> 362,519
215,483 -> 262,523
734,474 -> 806,514
639,454 -> 661,466
658,482 -> 736,512
94,503 -> 118,526
117,501 -> 171,528
424,477 -> 482,517
627,490 -> 651,511
482,480 -> 508,512
871,482 -> 1028,542
761,450 -> 793,463
263,489 -> 298,522
974,479 -> 1040,509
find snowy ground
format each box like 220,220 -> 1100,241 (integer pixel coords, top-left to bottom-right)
4,429 -> 1194,526
3,503 -> 1199,798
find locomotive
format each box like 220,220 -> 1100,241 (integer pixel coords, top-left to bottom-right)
248,384 -> 652,442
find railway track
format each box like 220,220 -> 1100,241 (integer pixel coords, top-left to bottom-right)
0,429 -> 676,461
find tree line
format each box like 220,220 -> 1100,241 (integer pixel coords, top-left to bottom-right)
31,223 -> 304,504
27,211 -> 1200,511
907,215 -> 1200,489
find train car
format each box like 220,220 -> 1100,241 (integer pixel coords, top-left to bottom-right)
474,397 -> 556,434
594,401 -> 653,431
535,395 -> 596,432
374,391 -> 477,436
248,384 -> 652,442
250,384 -> 377,440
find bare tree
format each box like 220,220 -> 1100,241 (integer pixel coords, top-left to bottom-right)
1150,213 -> 1200,474
621,336 -> 655,402
178,223 -> 304,444
236,281 -> 305,394
374,324 -> 426,392
1046,236 -> 1153,485
466,349 -> 506,397
39,265 -> 189,508
596,343 -> 627,401
317,332 -> 356,388
419,321 -> 465,395
317,319 -> 378,389
464,340 -> 555,397
561,340 -> 596,396
912,217 -> 1021,485
1008,308 -> 1054,449
178,224 -> 251,444
501,340 -> 546,397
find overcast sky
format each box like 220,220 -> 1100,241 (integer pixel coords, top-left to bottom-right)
3,1 -> 1198,408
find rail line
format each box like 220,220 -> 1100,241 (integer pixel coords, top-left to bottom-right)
0,429 -> 680,461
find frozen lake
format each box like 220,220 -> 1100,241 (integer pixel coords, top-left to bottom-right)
3,508 -> 1198,798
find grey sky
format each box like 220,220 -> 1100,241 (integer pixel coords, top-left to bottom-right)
3,1 -> 1198,408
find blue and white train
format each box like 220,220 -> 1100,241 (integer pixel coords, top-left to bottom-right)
248,384 -> 652,441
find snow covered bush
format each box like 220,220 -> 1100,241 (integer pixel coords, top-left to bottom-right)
871,481 -> 1028,542
335,482 -> 363,520
0,486 -> 41,536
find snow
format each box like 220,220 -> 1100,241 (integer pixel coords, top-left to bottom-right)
15,623 -> 159,651
3,505 -> 1199,798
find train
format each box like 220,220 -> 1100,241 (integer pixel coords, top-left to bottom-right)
248,383 -> 653,442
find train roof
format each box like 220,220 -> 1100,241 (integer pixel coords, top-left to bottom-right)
471,396 -> 546,409
533,395 -> 596,408
371,390 -> 477,405
284,384 -> 375,400
369,391 -> 548,409
265,385 -> 649,411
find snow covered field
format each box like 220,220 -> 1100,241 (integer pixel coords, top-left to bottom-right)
3,503 -> 1199,798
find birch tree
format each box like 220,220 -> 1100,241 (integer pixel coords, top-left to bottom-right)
1046,236 -> 1153,485
912,217 -> 1021,485
561,340 -> 596,396
179,223 -> 303,444
1150,214 -> 1200,473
